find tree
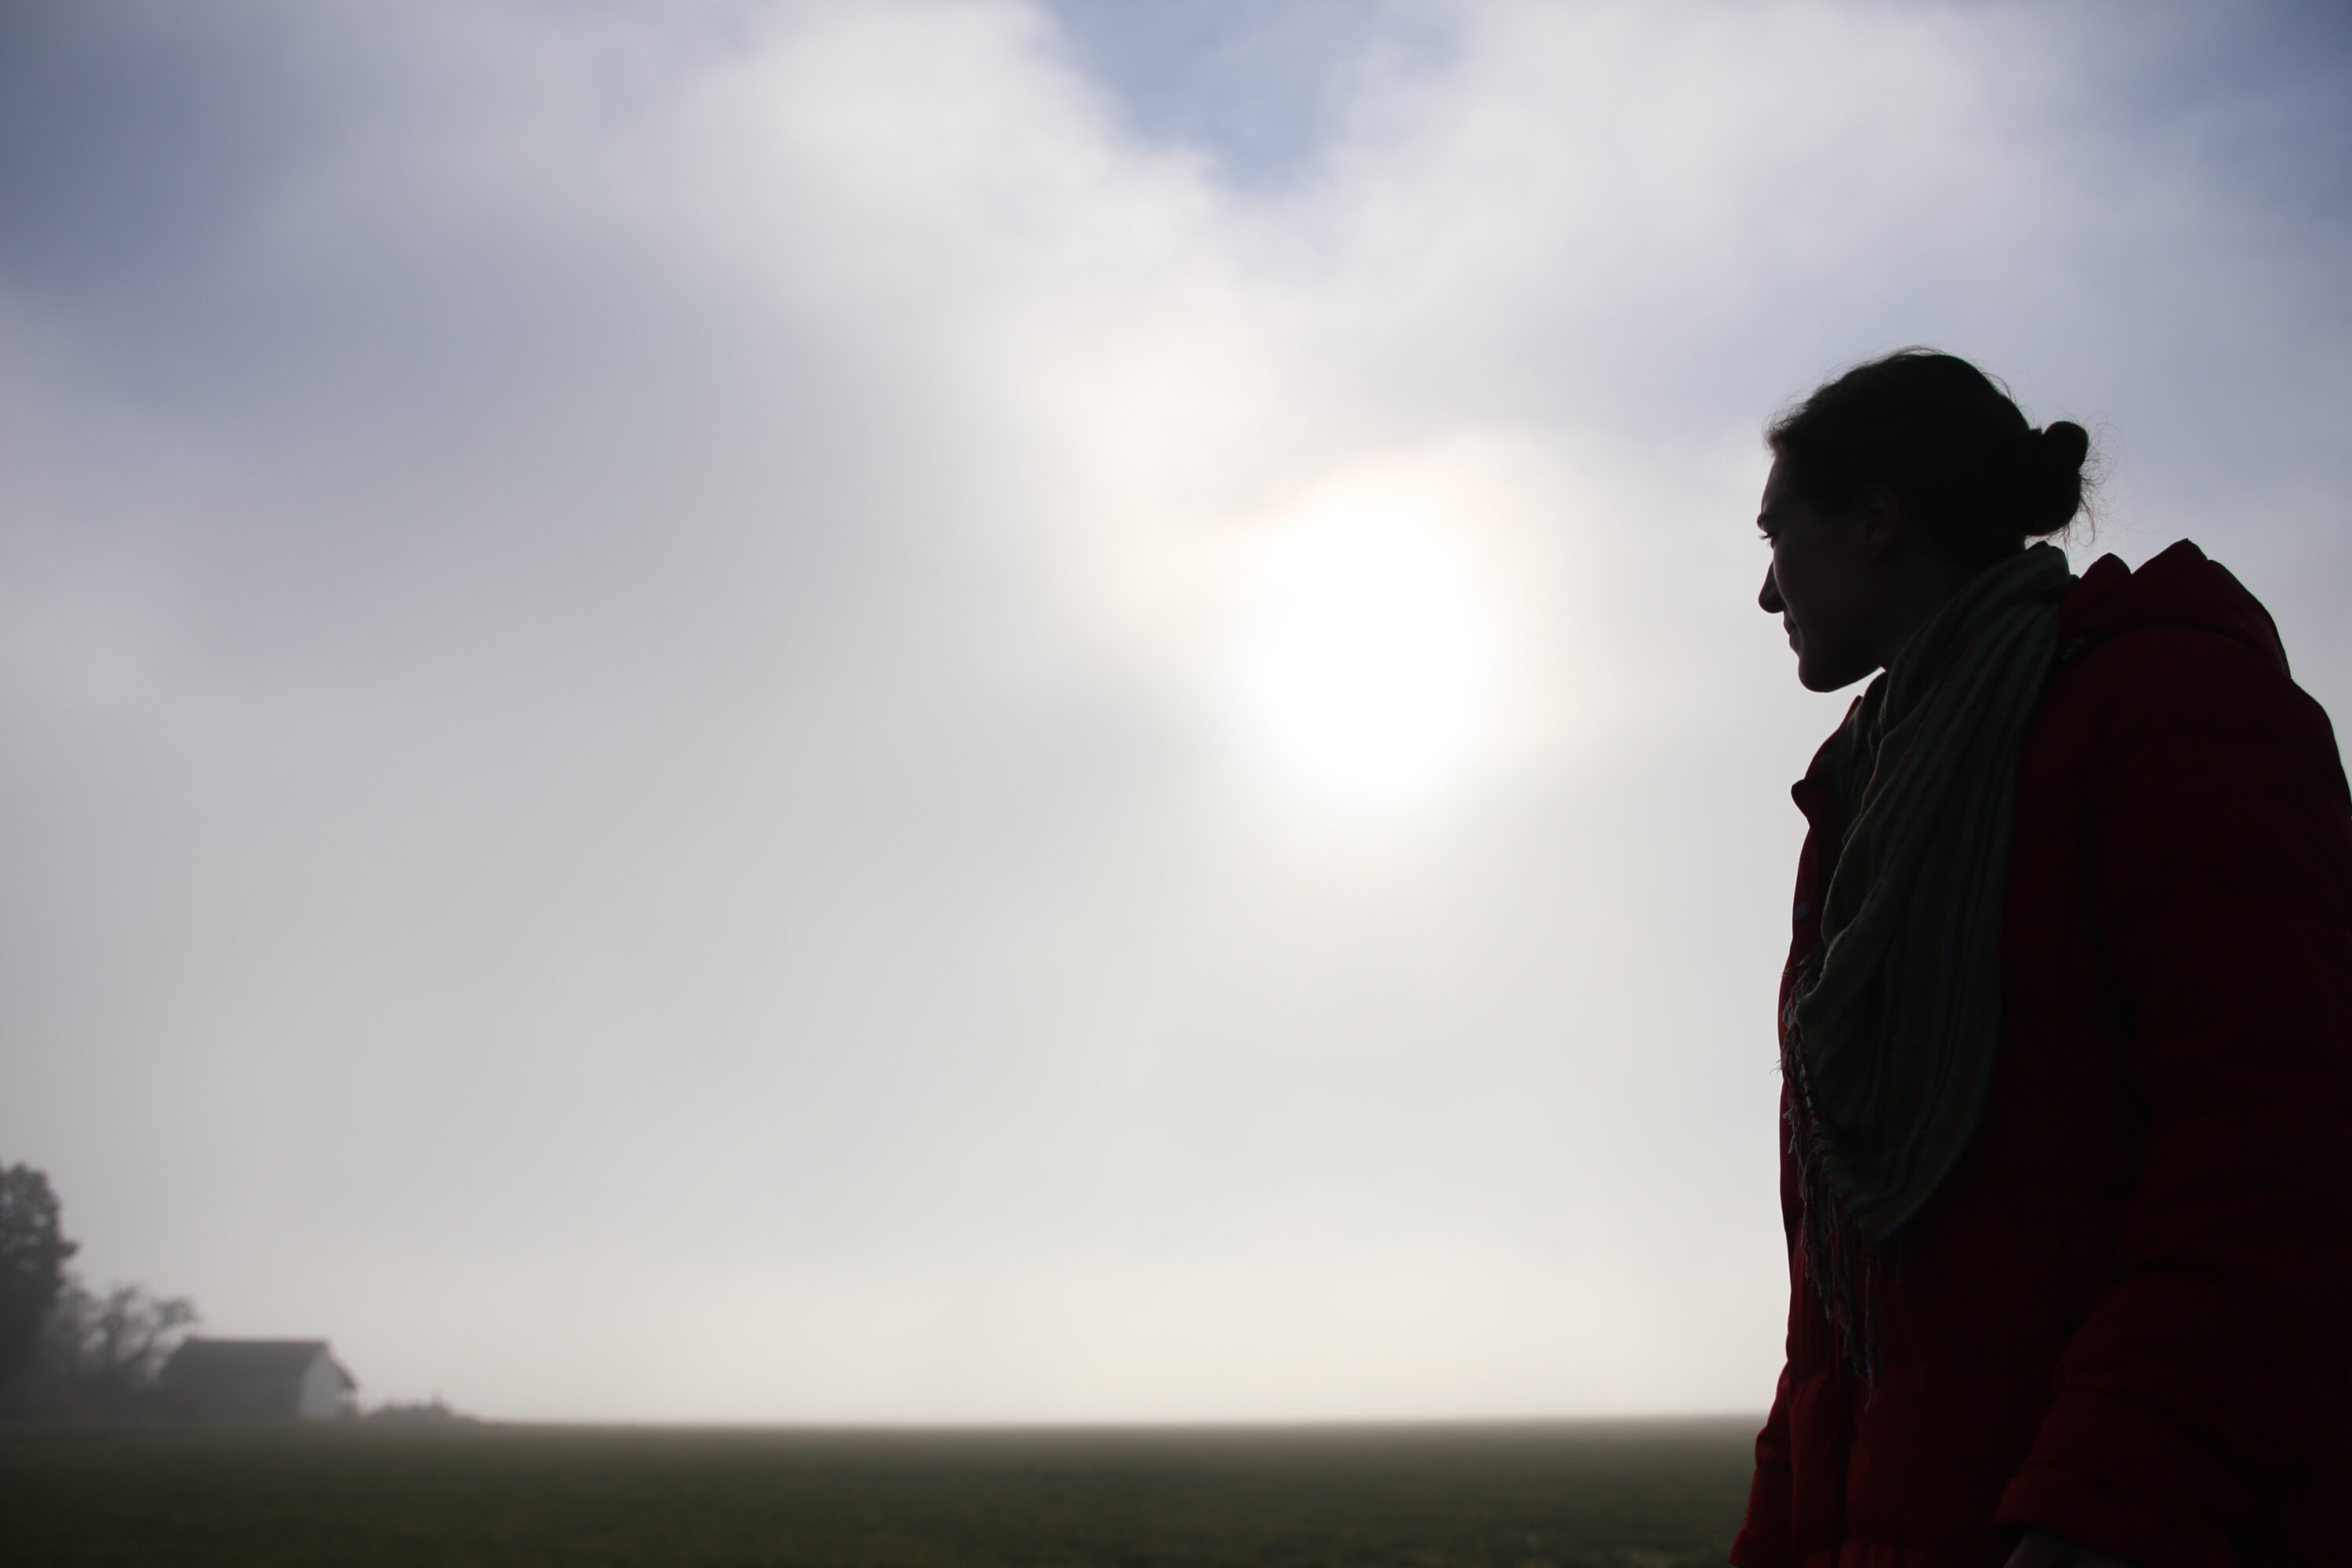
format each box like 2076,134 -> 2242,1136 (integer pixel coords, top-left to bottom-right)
0,1166 -> 200,1420
35,1278 -> 200,1414
0,1165 -> 77,1387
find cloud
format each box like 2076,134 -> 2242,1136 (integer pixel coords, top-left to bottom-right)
1,0 -> 2346,1418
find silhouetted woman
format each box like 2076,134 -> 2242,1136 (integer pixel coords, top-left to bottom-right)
1730,350 -> 2352,1568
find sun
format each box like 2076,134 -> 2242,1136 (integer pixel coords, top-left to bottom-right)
1235,496 -> 1500,805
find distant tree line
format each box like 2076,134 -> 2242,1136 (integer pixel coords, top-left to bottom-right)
0,1163 -> 200,1420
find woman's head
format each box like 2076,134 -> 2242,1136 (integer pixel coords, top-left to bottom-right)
1757,350 -> 2091,691
1766,349 -> 2090,571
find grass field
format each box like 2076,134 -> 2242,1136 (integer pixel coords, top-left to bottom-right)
0,1417 -> 1756,1566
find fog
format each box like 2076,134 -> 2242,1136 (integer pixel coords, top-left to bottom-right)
2,0 -> 2347,1421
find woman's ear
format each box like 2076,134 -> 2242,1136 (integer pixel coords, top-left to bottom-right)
1852,483 -> 1907,562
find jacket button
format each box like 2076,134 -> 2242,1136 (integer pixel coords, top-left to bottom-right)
1793,902 -> 1812,921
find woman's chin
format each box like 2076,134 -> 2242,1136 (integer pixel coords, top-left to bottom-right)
1798,654 -> 1871,694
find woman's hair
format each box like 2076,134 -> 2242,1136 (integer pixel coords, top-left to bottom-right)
1767,349 -> 2092,570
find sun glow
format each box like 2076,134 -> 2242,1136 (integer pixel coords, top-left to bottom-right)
1236,495 -> 1501,806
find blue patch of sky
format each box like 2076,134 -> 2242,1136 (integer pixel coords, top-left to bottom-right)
1037,0 -> 1454,188
0,2 -> 336,299
2078,0 -> 2352,217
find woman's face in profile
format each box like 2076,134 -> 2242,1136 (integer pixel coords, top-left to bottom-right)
1757,458 -> 1882,693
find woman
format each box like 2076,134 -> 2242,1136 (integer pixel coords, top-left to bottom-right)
1731,350 -> 2352,1568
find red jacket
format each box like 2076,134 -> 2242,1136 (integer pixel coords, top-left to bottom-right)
1731,543 -> 2352,1568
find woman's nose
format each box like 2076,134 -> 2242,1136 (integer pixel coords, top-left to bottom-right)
1759,565 -> 1784,614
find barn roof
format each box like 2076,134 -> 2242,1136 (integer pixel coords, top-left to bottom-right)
162,1338 -> 358,1391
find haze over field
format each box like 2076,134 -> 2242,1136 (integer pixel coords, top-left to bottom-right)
2,0 -> 2347,1422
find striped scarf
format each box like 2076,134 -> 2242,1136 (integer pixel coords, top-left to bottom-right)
1784,542 -> 2077,1378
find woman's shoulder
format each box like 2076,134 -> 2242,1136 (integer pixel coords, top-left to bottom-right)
2055,542 -> 2323,724
2068,621 -> 2296,707
2049,625 -> 2339,775
2033,543 -> 2347,811
2058,540 -> 2290,677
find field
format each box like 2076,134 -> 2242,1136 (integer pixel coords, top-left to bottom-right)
0,1418 -> 1757,1567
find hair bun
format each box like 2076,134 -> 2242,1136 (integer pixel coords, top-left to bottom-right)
2035,420 -> 2090,475
2020,420 -> 2089,533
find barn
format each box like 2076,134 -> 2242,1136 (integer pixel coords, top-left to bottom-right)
159,1338 -> 358,1421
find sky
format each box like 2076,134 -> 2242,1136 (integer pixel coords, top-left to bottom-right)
2,0 -> 2348,1423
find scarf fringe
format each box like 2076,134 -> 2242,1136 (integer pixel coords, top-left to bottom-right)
1784,1024 -> 1882,1386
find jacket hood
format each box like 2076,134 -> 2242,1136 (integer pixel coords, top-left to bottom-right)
2060,539 -> 2290,676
